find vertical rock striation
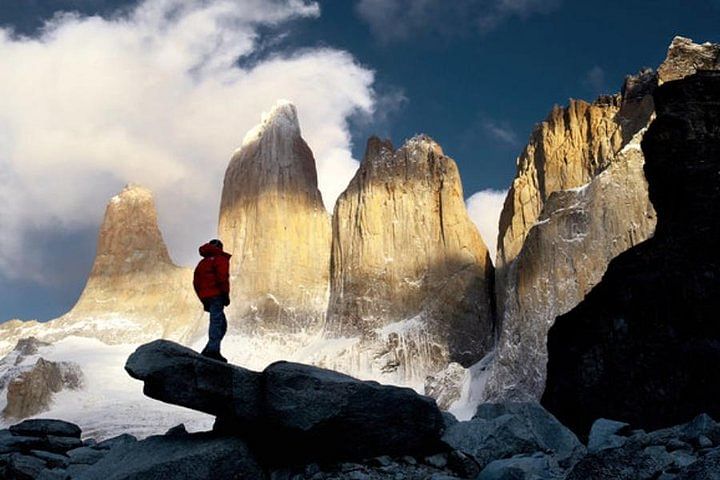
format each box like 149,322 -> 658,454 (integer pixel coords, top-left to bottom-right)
326,135 -> 494,383
218,101 -> 331,334
487,37 -> 719,401
542,70 -> 720,436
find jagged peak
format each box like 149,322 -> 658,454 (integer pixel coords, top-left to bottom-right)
401,134 -> 445,156
110,183 -> 154,205
240,99 -> 301,148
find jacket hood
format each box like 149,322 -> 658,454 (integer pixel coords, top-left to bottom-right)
199,243 -> 231,258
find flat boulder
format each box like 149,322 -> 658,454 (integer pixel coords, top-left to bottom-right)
125,339 -> 261,424
126,340 -> 445,462
9,419 -> 81,439
75,432 -> 263,480
263,361 -> 445,460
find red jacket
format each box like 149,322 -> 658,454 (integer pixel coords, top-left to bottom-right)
193,243 -> 231,301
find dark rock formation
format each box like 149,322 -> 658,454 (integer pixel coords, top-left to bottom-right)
125,340 -> 444,462
9,420 -> 81,439
441,402 -> 584,472
75,432 -> 264,480
542,71 -> 720,436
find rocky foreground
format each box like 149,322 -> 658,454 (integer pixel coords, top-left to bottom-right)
1,340 -> 720,479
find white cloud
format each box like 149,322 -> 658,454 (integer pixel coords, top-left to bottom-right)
465,189 -> 507,263
356,0 -> 560,42
0,0 -> 376,278
583,65 -> 608,96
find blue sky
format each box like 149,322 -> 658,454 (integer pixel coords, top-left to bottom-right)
1,0 -> 719,322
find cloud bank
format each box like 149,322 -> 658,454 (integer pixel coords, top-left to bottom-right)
0,0 -> 376,280
465,189 -> 507,262
355,0 -> 560,42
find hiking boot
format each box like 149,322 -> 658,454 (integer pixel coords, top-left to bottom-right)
201,349 -> 228,363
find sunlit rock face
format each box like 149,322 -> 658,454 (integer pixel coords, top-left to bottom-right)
60,184 -> 202,342
325,135 -> 494,383
0,185 -> 202,355
486,36 -> 719,402
218,101 -> 331,334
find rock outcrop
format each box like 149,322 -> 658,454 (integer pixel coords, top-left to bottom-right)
542,71 -> 720,435
2,357 -> 82,421
218,101 -> 331,334
326,135 -> 494,383
487,37 -> 719,401
0,338 -> 83,421
125,340 -> 444,461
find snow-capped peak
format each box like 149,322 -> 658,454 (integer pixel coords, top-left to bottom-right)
241,99 -> 301,148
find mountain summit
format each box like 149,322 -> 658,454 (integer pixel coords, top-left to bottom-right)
218,101 -> 331,334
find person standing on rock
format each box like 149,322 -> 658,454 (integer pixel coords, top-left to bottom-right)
193,239 -> 231,363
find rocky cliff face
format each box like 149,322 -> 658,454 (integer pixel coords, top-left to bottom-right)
542,70 -> 720,435
326,135 -> 494,382
0,185 -> 202,355
218,101 -> 331,334
486,37 -> 718,401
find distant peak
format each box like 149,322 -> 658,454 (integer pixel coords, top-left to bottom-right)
241,100 -> 301,148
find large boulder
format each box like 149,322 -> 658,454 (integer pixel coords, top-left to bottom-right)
261,360 -> 444,461
9,420 -> 81,439
124,340 -> 262,426
75,432 -> 263,480
442,402 -> 584,471
126,340 -> 445,462
542,71 -> 720,436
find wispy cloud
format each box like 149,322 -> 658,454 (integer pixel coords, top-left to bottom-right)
355,0 -> 561,43
0,0 -> 378,282
483,120 -> 520,146
583,65 -> 609,96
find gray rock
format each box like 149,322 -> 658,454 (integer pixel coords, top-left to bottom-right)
478,453 -> 564,480
667,439 -> 691,451
676,447 -> 720,479
670,450 -> 697,468
30,449 -> 69,468
401,456 -> 417,465
444,402 -> 584,470
423,453 -> 447,468
588,418 -> 631,452
262,360 -> 444,460
94,433 -> 136,450
83,438 -> 97,447
36,468 -> 68,480
45,435 -> 83,453
567,442 -> 674,479
75,432 -> 262,480
370,456 -> 392,467
125,340 -> 262,425
698,435 -> 713,449
0,434 -> 48,454
67,446 -> 105,465
7,453 -> 47,480
447,450 -> 480,479
9,419 -> 81,438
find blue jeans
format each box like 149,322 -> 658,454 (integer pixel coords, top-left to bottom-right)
203,296 -> 227,354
